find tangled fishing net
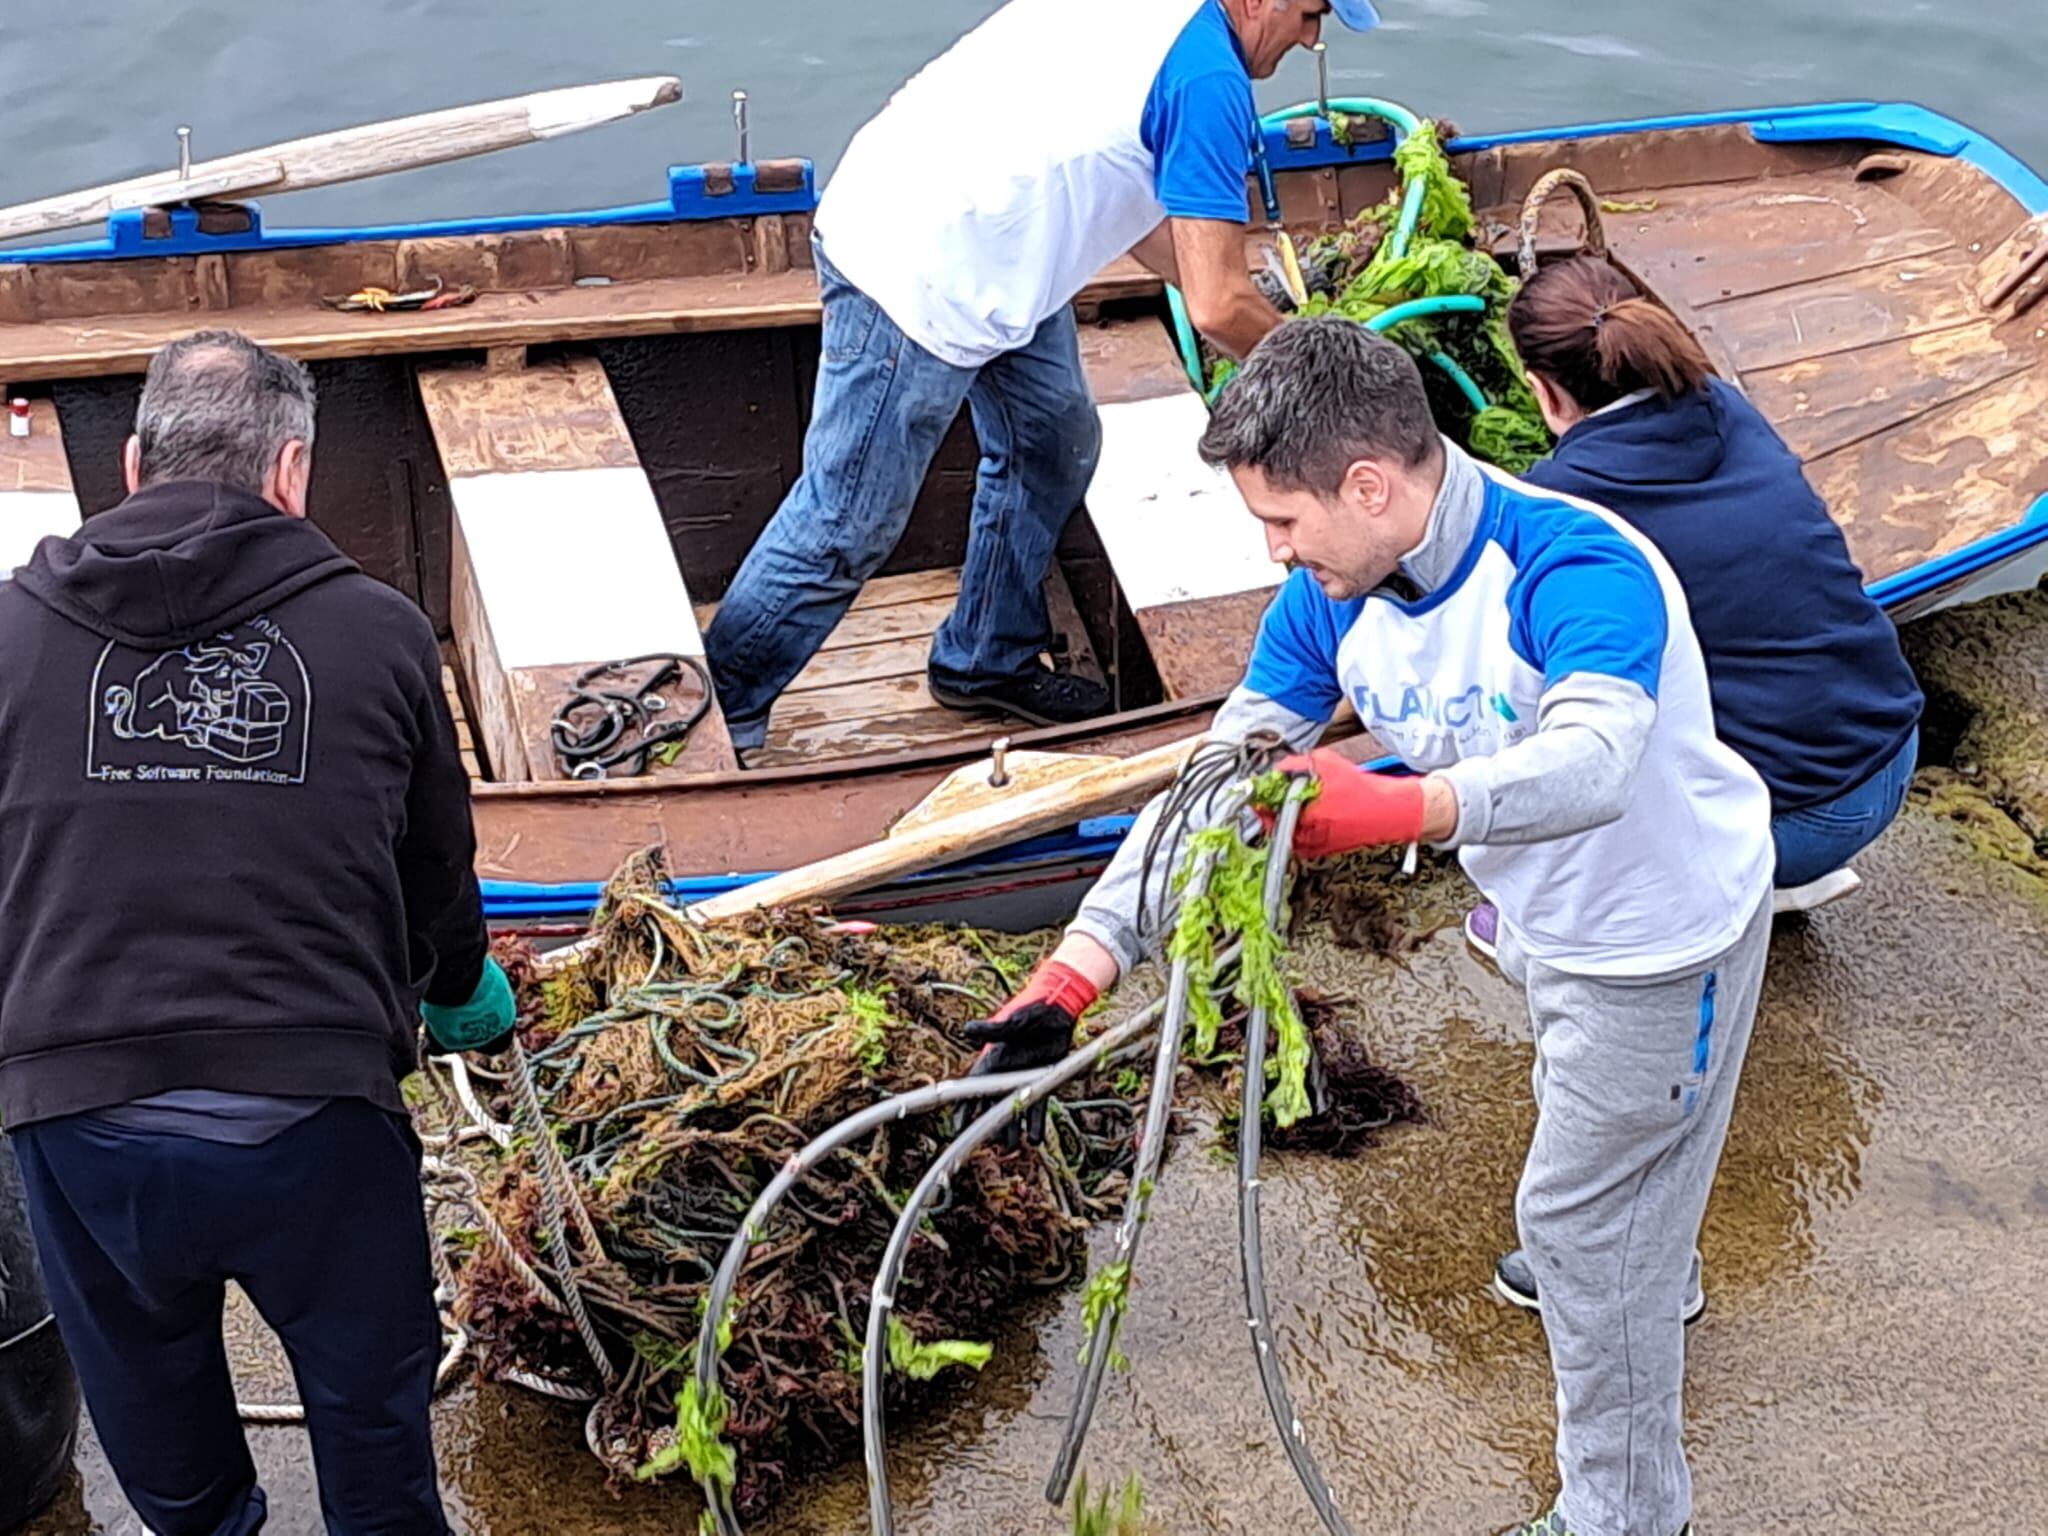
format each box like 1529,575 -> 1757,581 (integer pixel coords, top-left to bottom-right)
434,808 -> 1426,1523
1223,120 -> 1553,473
438,852 -> 1138,1515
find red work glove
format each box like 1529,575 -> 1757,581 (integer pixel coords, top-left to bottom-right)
1259,747 -> 1427,861
961,960 -> 1099,1146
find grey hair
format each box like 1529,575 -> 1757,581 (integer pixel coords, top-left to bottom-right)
134,330 -> 317,494
1198,317 -> 1442,492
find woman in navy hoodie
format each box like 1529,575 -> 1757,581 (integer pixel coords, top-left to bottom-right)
1470,256 -> 1922,951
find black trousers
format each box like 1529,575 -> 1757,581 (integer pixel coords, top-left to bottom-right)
12,1098 -> 448,1536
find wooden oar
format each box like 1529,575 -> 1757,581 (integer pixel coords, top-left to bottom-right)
687,733 -> 1205,922
0,75 -> 683,243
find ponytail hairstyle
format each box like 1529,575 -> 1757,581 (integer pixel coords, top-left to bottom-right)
1507,256 -> 1716,414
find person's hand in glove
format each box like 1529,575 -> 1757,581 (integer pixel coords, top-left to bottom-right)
421,956 -> 518,1056
1257,747 -> 1435,862
962,959 -> 1100,1147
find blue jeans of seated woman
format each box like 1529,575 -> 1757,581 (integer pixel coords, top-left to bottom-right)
1771,726 -> 1919,888
704,243 -> 1103,751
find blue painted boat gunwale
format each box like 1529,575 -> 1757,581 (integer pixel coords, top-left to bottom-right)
0,160 -> 819,265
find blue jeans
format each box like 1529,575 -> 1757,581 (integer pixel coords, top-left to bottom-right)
1771,727 -> 1919,888
705,245 -> 1102,749
13,1100 -> 449,1536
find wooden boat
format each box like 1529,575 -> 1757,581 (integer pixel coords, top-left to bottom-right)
3,96 -> 2046,930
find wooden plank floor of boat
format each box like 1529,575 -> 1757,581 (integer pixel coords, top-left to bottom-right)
1499,151 -> 2048,587
694,566 -> 1104,770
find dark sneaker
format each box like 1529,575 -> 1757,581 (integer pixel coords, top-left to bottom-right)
927,667 -> 1112,728
1498,1509 -> 1690,1536
1494,1249 -> 1705,1326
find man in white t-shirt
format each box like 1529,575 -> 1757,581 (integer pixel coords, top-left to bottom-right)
964,319 -> 1770,1536
705,0 -> 1380,754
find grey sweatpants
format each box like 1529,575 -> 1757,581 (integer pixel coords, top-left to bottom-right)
1498,892 -> 1771,1536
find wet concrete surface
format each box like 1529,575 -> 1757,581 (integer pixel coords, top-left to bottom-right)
25,590 -> 2048,1535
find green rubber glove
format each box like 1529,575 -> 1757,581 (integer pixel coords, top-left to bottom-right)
420,956 -> 516,1055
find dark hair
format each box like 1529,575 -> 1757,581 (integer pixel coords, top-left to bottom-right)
1198,317 -> 1442,492
134,329 -> 317,494
1507,256 -> 1715,413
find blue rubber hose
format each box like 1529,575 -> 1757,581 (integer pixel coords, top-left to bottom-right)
1169,96 -> 1433,394
1427,351 -> 1490,413
1365,293 -> 1486,330
1260,98 -> 1428,259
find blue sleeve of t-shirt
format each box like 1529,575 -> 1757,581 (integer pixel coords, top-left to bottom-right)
1243,570 -> 1356,721
1140,21 -> 1256,222
1506,530 -> 1668,698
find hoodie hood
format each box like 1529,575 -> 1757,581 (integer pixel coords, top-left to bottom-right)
12,479 -> 358,649
1548,381 -> 1735,491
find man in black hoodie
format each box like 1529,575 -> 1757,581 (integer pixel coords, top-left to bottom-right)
0,330 -> 512,1536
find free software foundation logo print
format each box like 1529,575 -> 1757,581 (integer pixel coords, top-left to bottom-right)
86,615 -> 312,785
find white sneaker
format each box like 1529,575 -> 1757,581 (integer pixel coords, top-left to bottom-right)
1772,865 -> 1863,915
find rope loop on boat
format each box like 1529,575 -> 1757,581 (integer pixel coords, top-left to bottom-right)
1516,167 -> 1609,282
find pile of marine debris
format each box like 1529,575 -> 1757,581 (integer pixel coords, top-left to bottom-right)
434,823 -> 1424,1521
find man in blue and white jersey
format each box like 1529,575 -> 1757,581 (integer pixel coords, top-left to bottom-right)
967,320 -> 1771,1536
706,0 -> 1380,754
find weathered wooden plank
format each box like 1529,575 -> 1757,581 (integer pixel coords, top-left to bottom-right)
1131,587 -> 1278,702
1,399 -> 74,493
694,570 -> 963,644
847,566 -> 963,609
0,399 -> 82,574
806,595 -> 960,652
1806,372 -> 2048,583
417,359 -> 643,476
1599,174 -> 1956,308
701,558 -> 1100,725
1702,245 -> 1985,375
770,673 -> 940,730
0,261 -> 1164,382
784,635 -> 934,694
395,229 -> 575,295
743,702 -> 1005,771
1079,315 -> 1192,406
421,354 -> 738,781
1744,321 -> 2038,462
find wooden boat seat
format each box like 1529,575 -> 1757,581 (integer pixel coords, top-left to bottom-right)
693,565 -> 1106,770
1,399 -> 82,575
1079,317 -> 1283,699
417,354 -> 740,782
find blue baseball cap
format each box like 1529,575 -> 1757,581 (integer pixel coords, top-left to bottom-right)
1329,0 -> 1382,30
